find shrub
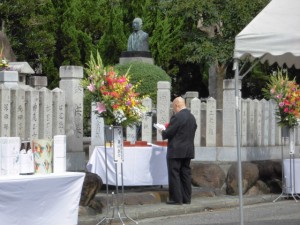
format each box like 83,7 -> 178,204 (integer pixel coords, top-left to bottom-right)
114,61 -> 171,104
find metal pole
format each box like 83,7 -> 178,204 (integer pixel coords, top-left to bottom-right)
234,59 -> 244,225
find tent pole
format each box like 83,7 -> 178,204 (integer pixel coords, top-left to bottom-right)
234,59 -> 244,225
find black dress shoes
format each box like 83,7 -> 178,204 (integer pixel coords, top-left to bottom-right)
183,201 -> 191,204
166,200 -> 182,205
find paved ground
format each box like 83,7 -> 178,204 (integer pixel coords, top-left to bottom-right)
78,186 -> 281,225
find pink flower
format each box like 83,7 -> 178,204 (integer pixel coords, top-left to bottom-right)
279,102 -> 285,108
284,107 -> 289,113
118,76 -> 126,83
87,83 -> 95,92
96,102 -> 106,114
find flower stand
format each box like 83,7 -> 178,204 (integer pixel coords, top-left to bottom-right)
273,127 -> 300,202
97,125 -> 137,225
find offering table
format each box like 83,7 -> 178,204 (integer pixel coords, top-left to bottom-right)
87,145 -> 168,186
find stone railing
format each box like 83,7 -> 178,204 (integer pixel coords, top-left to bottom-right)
0,70 -> 65,140
90,79 -> 300,161
2,64 -> 299,166
0,65 -> 85,171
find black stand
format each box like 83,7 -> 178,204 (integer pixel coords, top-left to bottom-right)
96,126 -> 138,225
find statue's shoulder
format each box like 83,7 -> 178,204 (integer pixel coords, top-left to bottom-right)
139,30 -> 149,37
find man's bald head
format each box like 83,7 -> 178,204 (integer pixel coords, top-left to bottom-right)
172,97 -> 186,113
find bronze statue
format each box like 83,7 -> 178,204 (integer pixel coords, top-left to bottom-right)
127,18 -> 149,52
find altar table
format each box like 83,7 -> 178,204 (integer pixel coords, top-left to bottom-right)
87,145 -> 168,186
0,172 -> 85,225
283,158 -> 300,193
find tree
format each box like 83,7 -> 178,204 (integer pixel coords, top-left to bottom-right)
97,0 -> 127,65
168,0 -> 270,107
1,0 -> 57,85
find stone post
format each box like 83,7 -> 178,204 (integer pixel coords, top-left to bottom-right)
39,87 -> 53,139
253,99 -> 262,146
59,66 -> 85,171
185,91 -> 199,108
261,99 -> 269,146
247,99 -> 255,146
126,125 -> 137,143
206,97 -> 216,147
90,102 -> 104,157
222,79 -> 241,146
11,87 -> 25,139
24,87 -> 40,140
191,98 -> 201,147
156,81 -> 171,141
52,88 -> 65,136
269,100 -> 276,146
142,97 -> 152,143
0,86 -> 11,136
241,99 -> 248,147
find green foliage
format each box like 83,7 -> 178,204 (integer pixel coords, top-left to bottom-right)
1,0 -> 278,133
150,11 -> 184,76
115,62 -> 171,104
1,0 -> 58,84
97,3 -> 127,65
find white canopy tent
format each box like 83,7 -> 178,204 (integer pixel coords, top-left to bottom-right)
234,0 -> 300,69
233,0 -> 300,224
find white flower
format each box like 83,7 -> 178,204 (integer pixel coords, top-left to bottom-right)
113,109 -> 127,124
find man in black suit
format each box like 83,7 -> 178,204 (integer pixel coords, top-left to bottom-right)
159,97 -> 197,205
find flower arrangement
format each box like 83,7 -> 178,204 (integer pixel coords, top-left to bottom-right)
263,69 -> 300,128
82,51 -> 146,127
0,46 -> 10,71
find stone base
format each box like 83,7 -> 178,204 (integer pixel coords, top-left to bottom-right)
119,57 -> 154,65
119,51 -> 154,65
66,151 -> 86,171
193,145 -> 298,162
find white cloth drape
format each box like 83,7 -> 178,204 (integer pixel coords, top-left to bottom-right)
87,145 -> 168,186
0,172 -> 85,225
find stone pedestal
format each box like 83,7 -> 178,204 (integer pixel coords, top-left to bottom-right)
29,76 -> 48,89
0,71 -> 19,88
119,51 -> 154,65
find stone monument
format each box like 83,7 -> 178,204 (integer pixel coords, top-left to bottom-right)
119,18 -> 154,65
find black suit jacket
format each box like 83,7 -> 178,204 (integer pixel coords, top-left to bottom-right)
162,108 -> 197,159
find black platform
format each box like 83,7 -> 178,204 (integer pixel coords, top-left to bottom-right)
121,51 -> 152,58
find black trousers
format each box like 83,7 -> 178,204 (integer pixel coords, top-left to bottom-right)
167,158 -> 192,203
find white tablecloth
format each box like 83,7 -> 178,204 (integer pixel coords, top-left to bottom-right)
87,145 -> 168,186
283,158 -> 300,193
0,172 -> 85,225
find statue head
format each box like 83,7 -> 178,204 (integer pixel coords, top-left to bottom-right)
132,18 -> 143,31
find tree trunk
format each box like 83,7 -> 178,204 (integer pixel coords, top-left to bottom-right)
208,63 -> 227,109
